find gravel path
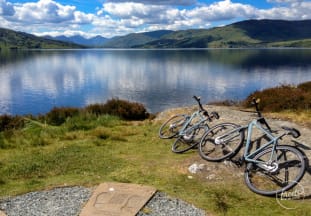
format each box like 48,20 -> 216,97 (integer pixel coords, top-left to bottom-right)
0,186 -> 92,216
0,187 -> 206,216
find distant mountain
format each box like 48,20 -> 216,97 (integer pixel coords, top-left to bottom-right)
102,30 -> 174,48
1,20 -> 310,50
137,19 -> 311,48
0,28 -> 84,49
44,35 -> 108,47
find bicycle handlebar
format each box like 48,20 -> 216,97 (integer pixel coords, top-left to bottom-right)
251,98 -> 273,133
193,95 -> 205,111
251,98 -> 262,117
193,95 -> 220,121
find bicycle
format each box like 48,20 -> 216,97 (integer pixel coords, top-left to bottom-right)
159,96 -> 219,153
198,98 -> 308,196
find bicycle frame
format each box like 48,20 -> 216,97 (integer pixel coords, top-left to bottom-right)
178,110 -> 209,137
244,119 -> 284,166
216,117 -> 288,170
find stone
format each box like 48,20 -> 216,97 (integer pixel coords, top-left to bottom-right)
79,182 -> 156,216
188,163 -> 205,174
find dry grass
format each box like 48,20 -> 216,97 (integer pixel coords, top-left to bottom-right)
267,110 -> 311,128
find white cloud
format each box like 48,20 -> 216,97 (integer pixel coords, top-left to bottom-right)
267,0 -> 304,3
10,0 -> 76,23
258,1 -> 311,19
100,2 -> 166,19
105,0 -> 197,6
96,0 -> 257,33
186,0 -> 257,21
34,30 -> 97,38
3,0 -> 94,25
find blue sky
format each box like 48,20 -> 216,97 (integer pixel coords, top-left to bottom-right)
0,0 -> 310,38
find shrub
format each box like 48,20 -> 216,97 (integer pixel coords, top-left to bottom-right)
85,98 -> 149,120
101,98 -> 149,120
85,103 -> 106,116
298,81 -> 311,92
0,115 -> 25,132
45,107 -> 80,126
244,83 -> 311,112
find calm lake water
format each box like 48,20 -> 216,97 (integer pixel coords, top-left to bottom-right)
1,49 -> 311,115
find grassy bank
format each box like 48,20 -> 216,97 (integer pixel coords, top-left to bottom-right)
1,84 -> 311,215
1,113 -> 310,216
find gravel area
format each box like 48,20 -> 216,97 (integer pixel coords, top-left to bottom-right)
137,191 -> 206,216
0,186 -> 92,216
0,187 -> 206,216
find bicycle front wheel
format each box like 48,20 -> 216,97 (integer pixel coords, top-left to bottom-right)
159,114 -> 189,139
172,125 -> 208,153
244,145 -> 306,196
198,123 -> 244,161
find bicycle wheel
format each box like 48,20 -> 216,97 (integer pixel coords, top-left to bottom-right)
198,123 -> 244,161
172,125 -> 208,153
244,145 -> 306,196
159,114 -> 189,139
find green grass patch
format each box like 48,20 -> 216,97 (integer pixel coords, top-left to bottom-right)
0,114 -> 310,215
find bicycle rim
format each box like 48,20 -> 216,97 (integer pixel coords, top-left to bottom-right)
199,123 -> 244,161
172,125 -> 208,153
244,145 -> 306,196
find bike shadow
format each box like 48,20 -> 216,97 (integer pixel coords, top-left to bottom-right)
307,164 -> 311,175
292,140 -> 311,175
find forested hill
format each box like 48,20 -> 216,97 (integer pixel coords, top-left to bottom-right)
135,19 -> 311,48
1,19 -> 311,49
0,28 -> 84,49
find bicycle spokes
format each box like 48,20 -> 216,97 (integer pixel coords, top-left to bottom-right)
245,146 -> 306,196
199,123 -> 244,162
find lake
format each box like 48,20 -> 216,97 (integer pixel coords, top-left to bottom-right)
1,48 -> 311,115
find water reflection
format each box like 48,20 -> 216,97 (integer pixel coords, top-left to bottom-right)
0,49 -> 311,115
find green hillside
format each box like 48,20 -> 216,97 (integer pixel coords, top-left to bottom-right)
0,28 -> 84,50
102,30 -> 173,48
137,19 -> 311,48
102,33 -> 155,48
1,19 -> 310,49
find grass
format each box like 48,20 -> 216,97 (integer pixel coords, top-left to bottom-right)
0,111 -> 310,216
266,110 -> 311,128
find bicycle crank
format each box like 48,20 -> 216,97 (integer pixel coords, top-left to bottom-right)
259,162 -> 279,173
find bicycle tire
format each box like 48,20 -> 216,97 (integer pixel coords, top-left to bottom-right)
172,125 -> 208,153
159,114 -> 189,139
198,122 -> 244,161
244,145 -> 306,196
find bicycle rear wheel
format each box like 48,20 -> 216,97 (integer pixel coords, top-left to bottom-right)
172,125 -> 208,153
198,123 -> 244,161
159,114 -> 189,139
244,145 -> 306,196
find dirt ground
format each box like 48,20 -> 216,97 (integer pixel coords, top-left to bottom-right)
155,105 -> 311,198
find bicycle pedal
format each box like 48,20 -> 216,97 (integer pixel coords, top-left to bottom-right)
231,158 -> 244,167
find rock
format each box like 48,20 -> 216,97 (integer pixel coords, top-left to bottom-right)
188,163 -> 205,174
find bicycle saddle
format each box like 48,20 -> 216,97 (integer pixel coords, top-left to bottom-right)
281,126 -> 301,138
